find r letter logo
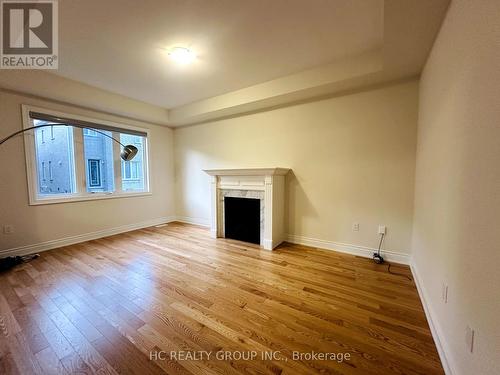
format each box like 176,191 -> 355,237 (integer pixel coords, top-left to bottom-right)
1,0 -> 58,69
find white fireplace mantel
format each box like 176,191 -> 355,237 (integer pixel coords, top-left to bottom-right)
204,168 -> 290,250
204,168 -> 290,177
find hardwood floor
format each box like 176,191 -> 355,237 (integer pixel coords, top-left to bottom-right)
0,222 -> 443,374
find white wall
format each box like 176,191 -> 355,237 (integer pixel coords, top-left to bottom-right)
411,1 -> 500,374
174,80 -> 419,260
0,89 -> 175,253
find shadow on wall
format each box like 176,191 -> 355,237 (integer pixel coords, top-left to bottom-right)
285,170 -> 318,236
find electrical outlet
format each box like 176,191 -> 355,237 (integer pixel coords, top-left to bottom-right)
465,326 -> 475,353
3,225 -> 13,234
378,225 -> 386,235
352,223 -> 360,232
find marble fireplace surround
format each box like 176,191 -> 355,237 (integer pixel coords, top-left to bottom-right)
204,168 -> 290,250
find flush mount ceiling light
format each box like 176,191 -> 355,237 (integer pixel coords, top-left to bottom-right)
168,47 -> 196,65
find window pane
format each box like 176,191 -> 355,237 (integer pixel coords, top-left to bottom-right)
120,134 -> 145,191
88,159 -> 101,187
83,129 -> 115,192
34,121 -> 76,195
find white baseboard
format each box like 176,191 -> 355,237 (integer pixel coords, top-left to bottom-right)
174,216 -> 210,227
167,218 -> 410,263
3,215 -> 410,263
0,216 -> 176,258
410,261 -> 456,375
285,233 -> 410,264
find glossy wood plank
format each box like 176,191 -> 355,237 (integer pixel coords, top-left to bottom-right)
0,222 -> 443,374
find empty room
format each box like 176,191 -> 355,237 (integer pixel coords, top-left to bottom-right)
0,0 -> 499,374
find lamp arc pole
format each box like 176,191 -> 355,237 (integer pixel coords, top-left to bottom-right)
0,123 -> 138,161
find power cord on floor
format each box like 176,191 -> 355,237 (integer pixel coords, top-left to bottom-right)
373,233 -> 385,264
373,232 -> 412,281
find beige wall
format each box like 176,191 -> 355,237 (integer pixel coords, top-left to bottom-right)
412,1 -> 500,374
0,90 -> 175,252
174,80 -> 419,258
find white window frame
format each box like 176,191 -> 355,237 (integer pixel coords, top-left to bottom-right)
22,105 -> 152,205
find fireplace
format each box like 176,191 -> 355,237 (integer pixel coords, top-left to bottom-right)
204,168 -> 290,250
224,197 -> 260,244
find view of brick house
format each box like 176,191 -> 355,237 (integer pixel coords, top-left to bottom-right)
34,121 -> 144,195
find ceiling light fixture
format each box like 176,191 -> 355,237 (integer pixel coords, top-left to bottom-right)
168,47 -> 196,65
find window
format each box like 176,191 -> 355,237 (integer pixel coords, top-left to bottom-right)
23,106 -> 150,205
83,128 -> 98,136
34,121 -> 76,195
83,129 -> 114,193
87,159 -> 102,187
122,161 -> 140,180
120,134 -> 145,191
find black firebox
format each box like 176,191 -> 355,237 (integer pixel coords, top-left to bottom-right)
224,197 -> 260,245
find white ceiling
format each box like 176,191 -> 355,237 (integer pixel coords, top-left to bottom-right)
0,0 -> 449,126
56,0 -> 384,108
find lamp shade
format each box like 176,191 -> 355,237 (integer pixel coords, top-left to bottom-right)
120,145 -> 138,161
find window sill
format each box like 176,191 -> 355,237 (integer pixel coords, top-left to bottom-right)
29,191 -> 152,206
